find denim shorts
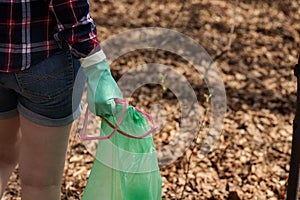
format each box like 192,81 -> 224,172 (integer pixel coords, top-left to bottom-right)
0,50 -> 86,126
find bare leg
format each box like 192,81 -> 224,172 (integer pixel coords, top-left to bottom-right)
19,115 -> 72,200
0,116 -> 21,197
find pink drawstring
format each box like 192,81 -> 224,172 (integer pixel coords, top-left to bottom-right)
79,99 -> 158,141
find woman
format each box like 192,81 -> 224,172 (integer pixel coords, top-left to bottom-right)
0,0 -> 101,199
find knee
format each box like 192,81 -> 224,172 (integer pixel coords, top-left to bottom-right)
21,177 -> 62,191
21,172 -> 62,189
0,132 -> 21,164
20,167 -> 63,190
20,179 -> 61,200
0,148 -> 20,167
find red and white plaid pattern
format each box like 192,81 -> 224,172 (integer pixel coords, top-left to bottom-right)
0,0 -> 99,72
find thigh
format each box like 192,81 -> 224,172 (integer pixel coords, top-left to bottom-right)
19,115 -> 71,187
0,79 -> 20,162
0,116 -> 20,162
0,81 -> 18,119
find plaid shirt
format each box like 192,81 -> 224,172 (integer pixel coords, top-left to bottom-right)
0,0 -> 99,72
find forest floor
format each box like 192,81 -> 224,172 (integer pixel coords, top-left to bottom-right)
2,0 -> 300,199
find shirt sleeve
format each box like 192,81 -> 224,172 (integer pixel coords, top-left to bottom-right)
49,0 -> 100,58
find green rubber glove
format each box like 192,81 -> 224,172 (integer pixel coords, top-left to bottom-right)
80,50 -> 123,117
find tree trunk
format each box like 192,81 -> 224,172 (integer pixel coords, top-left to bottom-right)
287,56 -> 300,200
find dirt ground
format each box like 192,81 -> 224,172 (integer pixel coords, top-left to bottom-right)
2,0 -> 300,199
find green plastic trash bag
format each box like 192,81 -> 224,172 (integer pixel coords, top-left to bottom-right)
81,101 -> 162,200
79,50 -> 162,200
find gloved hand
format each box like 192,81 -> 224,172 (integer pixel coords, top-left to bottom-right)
80,50 -> 123,117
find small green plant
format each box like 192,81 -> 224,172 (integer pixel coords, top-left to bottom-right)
159,73 -> 168,92
204,93 -> 212,103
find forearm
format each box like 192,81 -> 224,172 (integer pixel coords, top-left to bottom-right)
50,0 -> 100,58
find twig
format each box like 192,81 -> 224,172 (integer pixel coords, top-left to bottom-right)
228,0 -> 238,50
208,0 -> 239,66
179,94 -> 211,200
204,0 -> 238,86
178,1 -> 239,198
149,0 -> 187,62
